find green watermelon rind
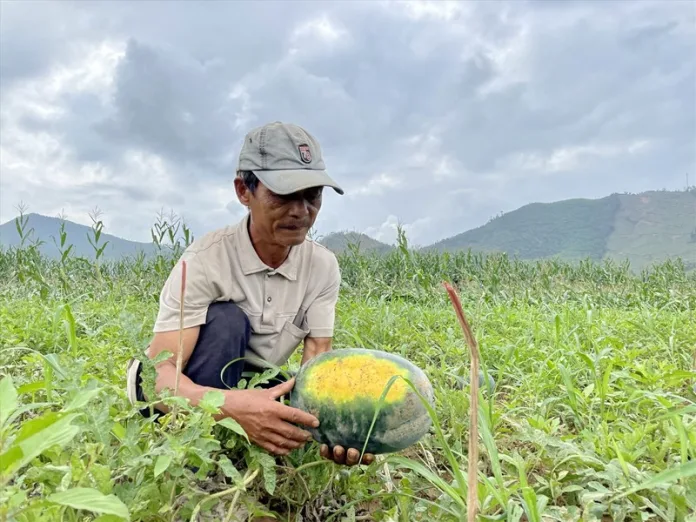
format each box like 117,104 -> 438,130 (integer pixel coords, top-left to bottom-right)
289,348 -> 434,455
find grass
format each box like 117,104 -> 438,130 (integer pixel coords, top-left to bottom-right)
1,210 -> 695,521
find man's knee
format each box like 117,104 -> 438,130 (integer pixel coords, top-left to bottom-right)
182,301 -> 251,389
204,301 -> 250,342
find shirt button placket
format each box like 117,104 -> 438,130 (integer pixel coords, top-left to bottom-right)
262,272 -> 272,325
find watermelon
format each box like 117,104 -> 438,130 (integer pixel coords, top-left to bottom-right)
289,348 -> 435,455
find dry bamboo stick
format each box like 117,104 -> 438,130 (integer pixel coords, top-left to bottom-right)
444,282 -> 480,522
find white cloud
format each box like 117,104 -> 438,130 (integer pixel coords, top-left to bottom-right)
0,37 -> 238,242
0,0 -> 693,248
502,139 -> 654,175
292,15 -> 348,44
364,214 -> 432,247
389,0 -> 467,22
349,173 -> 401,196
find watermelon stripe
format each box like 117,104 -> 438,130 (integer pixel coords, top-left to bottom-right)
290,348 -> 434,454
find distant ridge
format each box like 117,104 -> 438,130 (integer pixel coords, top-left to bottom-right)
1,188 -> 694,270
318,231 -> 393,254
426,189 -> 696,270
0,213 -> 157,260
427,194 -> 621,260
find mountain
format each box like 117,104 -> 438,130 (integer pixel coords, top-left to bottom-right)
428,194 -> 621,260
428,189 -> 696,270
318,231 -> 393,255
2,189 -> 694,270
0,213 -> 157,260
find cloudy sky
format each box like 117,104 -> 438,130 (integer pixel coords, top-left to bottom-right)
1,0 -> 694,247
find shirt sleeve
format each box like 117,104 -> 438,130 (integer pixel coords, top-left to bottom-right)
304,253 -> 341,338
153,249 -> 215,332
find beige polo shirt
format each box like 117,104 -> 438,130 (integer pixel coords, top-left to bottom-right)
152,213 -> 341,368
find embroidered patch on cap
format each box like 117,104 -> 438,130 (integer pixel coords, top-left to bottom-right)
298,144 -> 312,163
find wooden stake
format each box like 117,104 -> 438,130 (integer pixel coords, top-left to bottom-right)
443,281 -> 479,522
174,260 -> 187,397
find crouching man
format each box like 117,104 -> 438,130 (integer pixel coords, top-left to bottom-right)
126,121 -> 374,467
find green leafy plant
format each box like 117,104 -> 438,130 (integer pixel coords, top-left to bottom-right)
0,216 -> 694,521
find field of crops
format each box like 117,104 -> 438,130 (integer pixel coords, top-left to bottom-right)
1,215 -> 695,521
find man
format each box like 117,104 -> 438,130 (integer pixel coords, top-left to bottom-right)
126,121 -> 374,467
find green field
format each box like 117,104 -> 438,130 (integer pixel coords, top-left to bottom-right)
1,216 -> 695,521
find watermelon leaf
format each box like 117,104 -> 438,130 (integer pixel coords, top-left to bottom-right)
0,375 -> 18,427
48,487 -> 130,520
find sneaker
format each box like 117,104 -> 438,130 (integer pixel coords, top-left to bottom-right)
126,358 -> 141,406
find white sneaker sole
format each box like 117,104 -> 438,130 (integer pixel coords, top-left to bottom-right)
125,358 -> 141,406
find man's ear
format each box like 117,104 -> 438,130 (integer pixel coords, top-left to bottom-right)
234,177 -> 251,207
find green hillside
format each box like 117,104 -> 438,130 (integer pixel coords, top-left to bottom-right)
428,189 -> 696,270
428,194 -> 621,261
319,231 -> 393,255
606,190 -> 696,270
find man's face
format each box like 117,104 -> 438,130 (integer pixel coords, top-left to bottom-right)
235,178 -> 323,247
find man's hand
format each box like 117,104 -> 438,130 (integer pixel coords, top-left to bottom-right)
320,444 -> 375,466
224,378 -> 320,456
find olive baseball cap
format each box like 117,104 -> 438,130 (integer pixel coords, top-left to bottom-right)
237,121 -> 344,195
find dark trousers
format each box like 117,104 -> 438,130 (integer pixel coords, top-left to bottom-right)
135,301 -> 286,417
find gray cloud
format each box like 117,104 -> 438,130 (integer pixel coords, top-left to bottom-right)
1,0 -> 694,247
96,39 -> 240,171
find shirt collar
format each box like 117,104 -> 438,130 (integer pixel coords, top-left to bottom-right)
237,213 -> 300,281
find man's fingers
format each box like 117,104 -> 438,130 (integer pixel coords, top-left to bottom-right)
265,431 -> 305,451
258,438 -> 289,456
320,444 -> 376,466
320,444 -> 330,459
268,377 -> 295,399
275,422 -> 314,443
332,445 -> 346,464
346,448 -> 360,466
276,403 -> 320,429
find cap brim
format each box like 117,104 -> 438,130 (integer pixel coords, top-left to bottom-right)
253,169 -> 344,196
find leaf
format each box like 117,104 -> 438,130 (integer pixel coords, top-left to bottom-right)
111,422 -> 126,441
43,353 -> 67,380
151,350 -> 173,365
48,487 -> 130,520
561,484 -> 585,494
0,375 -> 18,426
255,451 -> 277,496
63,304 -> 78,354
153,454 -> 172,477
218,455 -> 244,486
198,390 -> 225,413
64,387 -> 103,412
385,455 -> 466,510
4,402 -> 57,429
15,218 -> 23,239
0,412 -> 80,476
217,417 -> 250,442
61,245 -> 74,263
610,460 -> 696,501
17,381 -> 46,395
505,501 -> 525,522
